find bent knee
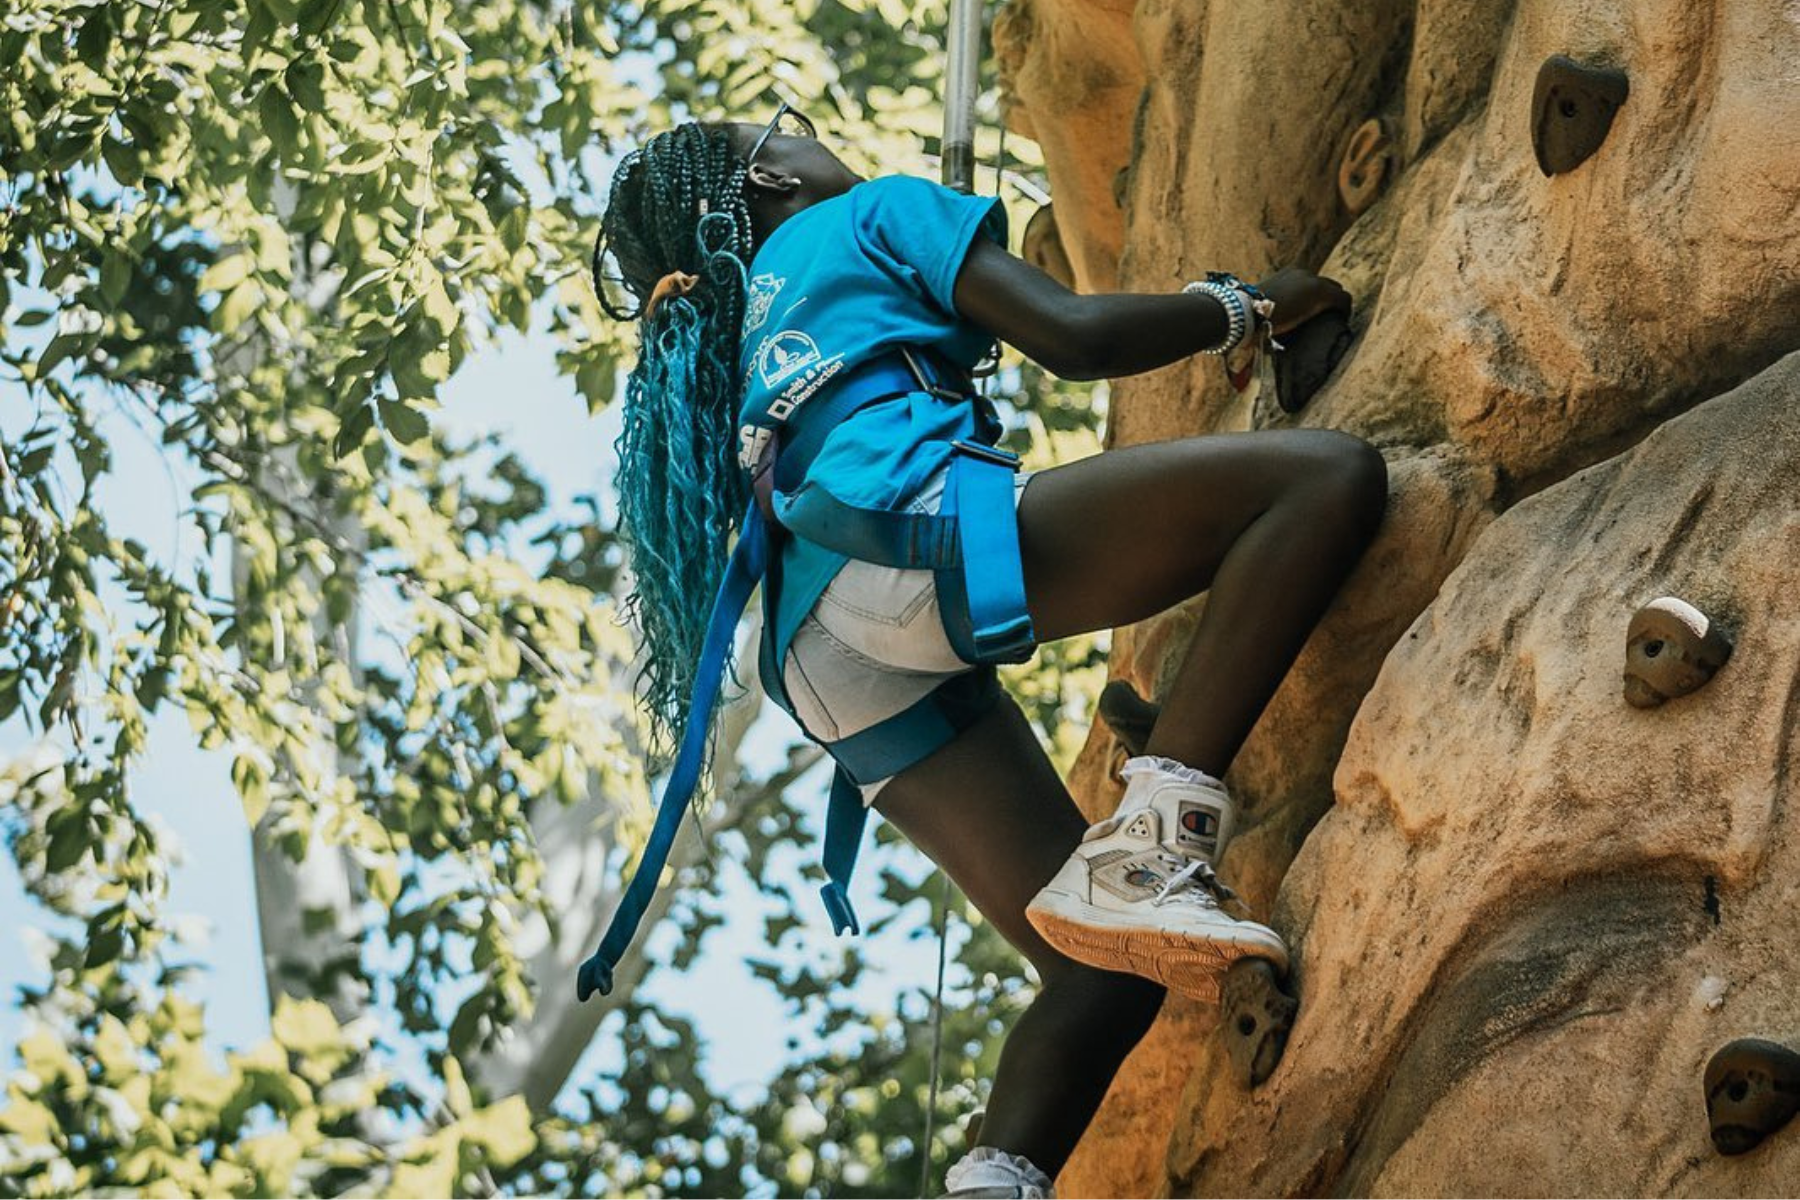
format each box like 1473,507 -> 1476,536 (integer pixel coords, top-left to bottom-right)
1299,430 -> 1388,535
1339,436 -> 1389,529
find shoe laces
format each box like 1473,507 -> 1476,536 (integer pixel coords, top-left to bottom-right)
1151,855 -> 1239,909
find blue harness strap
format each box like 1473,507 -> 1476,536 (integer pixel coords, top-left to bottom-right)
942,443 -> 1036,662
818,770 -> 866,935
816,667 -> 1005,934
775,442 -> 1035,665
577,347 -> 1035,1002
773,488 -> 960,570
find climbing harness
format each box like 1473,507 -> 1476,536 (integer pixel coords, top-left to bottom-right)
577,345 -> 1035,1002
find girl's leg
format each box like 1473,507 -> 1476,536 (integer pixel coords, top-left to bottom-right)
874,698 -> 1166,1178
879,429 -> 1387,1178
1017,429 -> 1387,775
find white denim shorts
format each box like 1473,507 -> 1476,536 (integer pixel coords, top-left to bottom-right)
782,466 -> 1033,803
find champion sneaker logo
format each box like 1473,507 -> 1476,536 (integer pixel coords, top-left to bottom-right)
1125,866 -> 1161,888
1181,809 -> 1218,837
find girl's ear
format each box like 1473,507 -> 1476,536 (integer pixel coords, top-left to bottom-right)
745,162 -> 802,197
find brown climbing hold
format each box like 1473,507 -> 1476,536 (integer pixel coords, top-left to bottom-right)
1274,308 -> 1355,415
1220,957 -> 1298,1089
1532,56 -> 1629,177
1021,203 -> 1076,290
1336,118 -> 1393,216
1622,596 -> 1732,708
1097,679 -> 1160,760
1704,1038 -> 1800,1155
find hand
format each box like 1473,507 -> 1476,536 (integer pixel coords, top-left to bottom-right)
1251,267 -> 1352,336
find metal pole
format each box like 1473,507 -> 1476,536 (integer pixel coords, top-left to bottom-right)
920,14 -> 983,1194
942,0 -> 982,194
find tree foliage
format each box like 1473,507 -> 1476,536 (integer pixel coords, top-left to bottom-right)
0,0 -> 1104,1195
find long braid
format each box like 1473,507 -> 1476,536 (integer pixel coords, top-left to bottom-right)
597,123 -> 755,758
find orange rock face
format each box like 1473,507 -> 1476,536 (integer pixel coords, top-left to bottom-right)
998,0 -> 1800,1193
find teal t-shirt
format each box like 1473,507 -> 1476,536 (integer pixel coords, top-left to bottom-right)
735,174 -> 1009,652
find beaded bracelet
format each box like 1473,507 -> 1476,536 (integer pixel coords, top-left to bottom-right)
1182,271 -> 1283,355
1182,278 -> 1247,354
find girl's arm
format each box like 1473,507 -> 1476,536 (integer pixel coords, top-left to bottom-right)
951,239 -> 1351,382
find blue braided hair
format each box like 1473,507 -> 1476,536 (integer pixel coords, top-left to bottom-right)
595,123 -> 755,759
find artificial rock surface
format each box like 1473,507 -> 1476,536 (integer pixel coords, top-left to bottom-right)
1173,353 -> 1800,1197
995,0 -> 1800,1194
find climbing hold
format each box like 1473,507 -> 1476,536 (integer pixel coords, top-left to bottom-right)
1622,596 -> 1732,708
1022,203 -> 1075,289
1097,679 -> 1161,759
1336,117 -> 1394,216
1274,309 -> 1355,415
1532,56 -> 1629,177
1220,957 -> 1298,1089
1704,1038 -> 1800,1155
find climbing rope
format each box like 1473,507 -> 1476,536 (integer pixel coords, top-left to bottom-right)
919,869 -> 952,1198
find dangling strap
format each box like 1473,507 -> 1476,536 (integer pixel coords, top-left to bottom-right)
576,503 -> 769,1001
819,768 -> 867,935
813,667 -> 1006,936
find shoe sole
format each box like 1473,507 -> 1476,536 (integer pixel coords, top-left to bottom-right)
1025,891 -> 1287,1004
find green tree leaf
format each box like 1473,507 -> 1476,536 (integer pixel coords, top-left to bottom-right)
379,398 -> 430,445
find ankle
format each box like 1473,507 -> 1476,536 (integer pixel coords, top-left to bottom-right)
944,1146 -> 1055,1198
1115,755 -> 1228,816
1111,755 -> 1234,863
1120,754 -> 1224,793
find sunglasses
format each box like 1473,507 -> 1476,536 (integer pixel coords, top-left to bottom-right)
745,100 -> 818,170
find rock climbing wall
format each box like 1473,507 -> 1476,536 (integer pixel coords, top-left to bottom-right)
994,0 -> 1800,1193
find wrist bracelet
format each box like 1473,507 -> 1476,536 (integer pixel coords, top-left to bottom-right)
1183,272 -> 1284,355
1181,278 -> 1249,354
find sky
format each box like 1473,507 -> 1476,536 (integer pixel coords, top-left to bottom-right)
0,320 -> 955,1104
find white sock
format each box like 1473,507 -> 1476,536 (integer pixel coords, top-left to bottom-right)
1116,754 -> 1226,813
944,1146 -> 1055,1198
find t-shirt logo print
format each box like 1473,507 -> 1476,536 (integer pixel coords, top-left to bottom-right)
745,273 -> 784,332
758,330 -> 823,388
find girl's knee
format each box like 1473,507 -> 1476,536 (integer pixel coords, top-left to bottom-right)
1296,430 -> 1387,536
1338,435 -> 1388,528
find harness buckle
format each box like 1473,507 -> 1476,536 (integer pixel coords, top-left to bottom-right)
970,614 -> 1036,663
950,439 -> 1021,470
901,345 -> 974,403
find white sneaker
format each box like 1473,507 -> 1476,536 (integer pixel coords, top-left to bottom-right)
1026,756 -> 1288,1002
942,1147 -> 1055,1198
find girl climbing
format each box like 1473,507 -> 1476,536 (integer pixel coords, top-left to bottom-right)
584,110 -> 1387,1197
